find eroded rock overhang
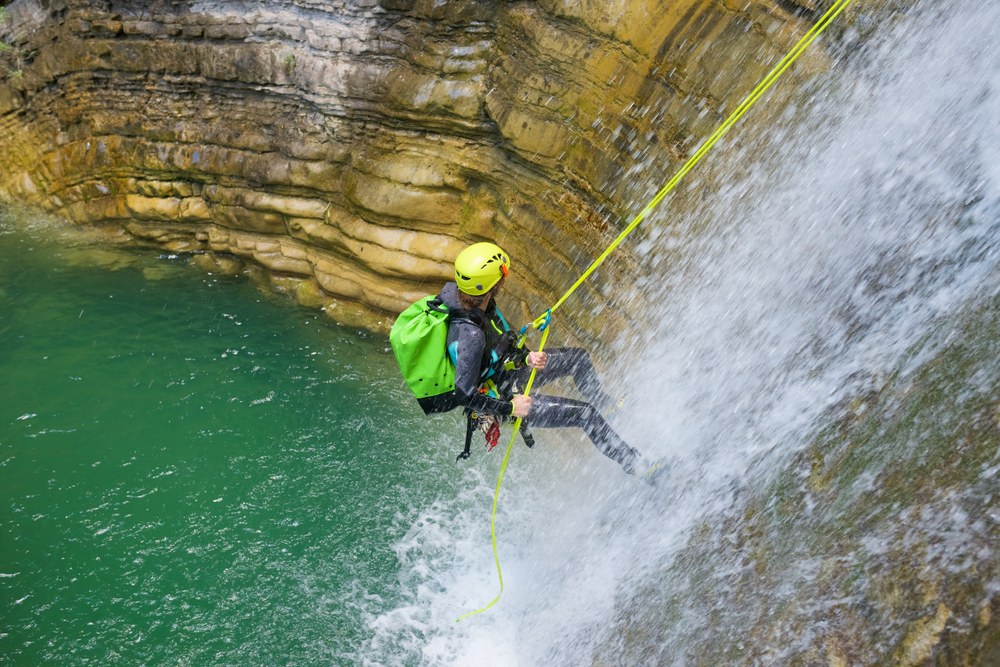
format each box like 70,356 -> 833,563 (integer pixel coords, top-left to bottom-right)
0,0 -> 831,338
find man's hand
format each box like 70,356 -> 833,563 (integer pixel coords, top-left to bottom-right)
511,395 -> 533,418
526,351 -> 547,369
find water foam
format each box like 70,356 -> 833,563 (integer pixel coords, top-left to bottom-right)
368,1 -> 1000,663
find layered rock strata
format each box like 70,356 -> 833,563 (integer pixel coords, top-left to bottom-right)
2,0 -> 828,338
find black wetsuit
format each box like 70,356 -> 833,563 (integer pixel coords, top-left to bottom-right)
440,282 -> 641,474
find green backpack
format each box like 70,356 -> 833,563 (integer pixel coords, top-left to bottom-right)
390,295 -> 485,415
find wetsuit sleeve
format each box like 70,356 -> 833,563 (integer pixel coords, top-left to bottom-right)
450,321 -> 515,418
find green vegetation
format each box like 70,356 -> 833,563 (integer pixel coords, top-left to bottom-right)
0,7 -> 33,80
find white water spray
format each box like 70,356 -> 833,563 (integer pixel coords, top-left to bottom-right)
370,1 -> 1000,663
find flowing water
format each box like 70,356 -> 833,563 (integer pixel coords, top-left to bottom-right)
4,0 -> 1000,664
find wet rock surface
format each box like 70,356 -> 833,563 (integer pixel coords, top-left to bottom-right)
6,1 -> 995,665
596,285 -> 1000,666
0,0 -> 823,336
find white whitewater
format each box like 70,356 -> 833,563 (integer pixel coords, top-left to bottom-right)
371,1 -> 1000,663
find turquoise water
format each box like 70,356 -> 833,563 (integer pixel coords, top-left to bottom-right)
0,208 -> 487,665
6,1 -> 1000,663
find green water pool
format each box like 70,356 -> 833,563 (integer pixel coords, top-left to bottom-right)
0,207 -> 490,665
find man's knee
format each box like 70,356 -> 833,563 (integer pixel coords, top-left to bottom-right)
578,403 -> 605,429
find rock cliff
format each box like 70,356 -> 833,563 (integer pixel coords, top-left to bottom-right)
1,0 -> 830,337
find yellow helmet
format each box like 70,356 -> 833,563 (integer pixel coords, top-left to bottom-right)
454,242 -> 510,296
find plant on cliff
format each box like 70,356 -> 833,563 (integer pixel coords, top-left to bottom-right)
0,7 -> 33,80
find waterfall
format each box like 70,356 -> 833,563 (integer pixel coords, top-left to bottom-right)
4,0 -> 999,664
373,1 -> 1000,663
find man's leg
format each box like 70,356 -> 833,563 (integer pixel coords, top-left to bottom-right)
520,348 -> 614,412
527,393 -> 642,474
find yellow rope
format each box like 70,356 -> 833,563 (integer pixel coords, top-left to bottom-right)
530,0 -> 856,330
457,0 -> 856,622
455,326 -> 550,623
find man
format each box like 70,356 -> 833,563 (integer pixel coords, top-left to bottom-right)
440,241 -> 663,480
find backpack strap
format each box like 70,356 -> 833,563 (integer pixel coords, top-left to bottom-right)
446,304 -> 488,330
424,295 -> 448,314
445,301 -> 496,463
444,302 -> 495,378
457,409 -> 476,461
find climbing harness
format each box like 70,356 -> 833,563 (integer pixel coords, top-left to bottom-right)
456,0 -> 859,623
